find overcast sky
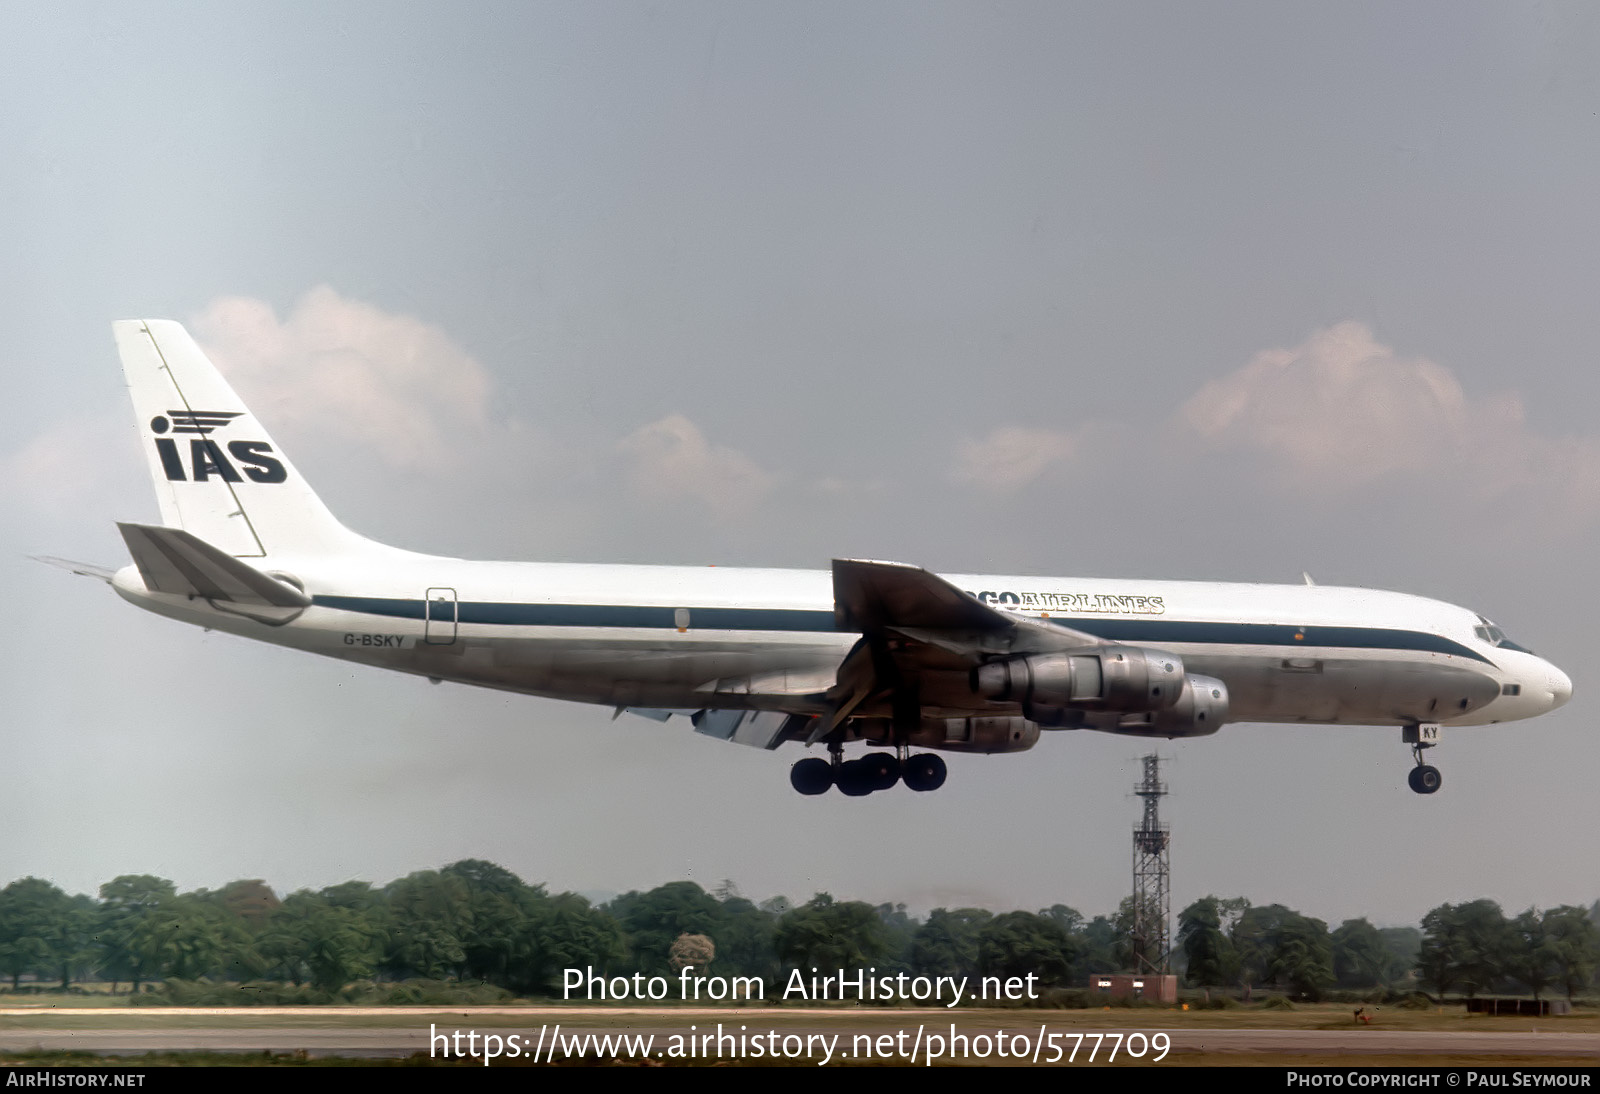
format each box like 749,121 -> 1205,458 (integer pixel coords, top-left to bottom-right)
4,2 -> 1599,930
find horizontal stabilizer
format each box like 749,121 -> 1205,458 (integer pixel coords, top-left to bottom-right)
117,523 -> 310,608
31,556 -> 117,583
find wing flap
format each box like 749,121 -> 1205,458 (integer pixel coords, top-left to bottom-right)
691,709 -> 808,750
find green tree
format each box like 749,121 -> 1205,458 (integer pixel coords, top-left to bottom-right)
269,891 -> 384,992
49,894 -> 98,990
1272,913 -> 1334,999
140,893 -> 249,982
1453,900 -> 1512,999
1076,915 -> 1122,977
607,882 -> 723,976
1417,904 -> 1460,998
1418,900 -> 1512,1000
1540,906 -> 1597,1003
97,875 -> 177,993
713,897 -> 780,984
383,870 -> 472,979
976,911 -> 1075,987
514,892 -> 626,996
775,894 -> 890,972
1332,918 -> 1390,989
1232,904 -> 1331,999
443,860 -> 543,986
1511,908 -> 1560,1001
215,880 -> 280,931
1038,904 -> 1084,936
874,903 -> 917,974
190,884 -> 270,981
909,909 -> 992,981
0,878 -> 73,990
1178,896 -> 1239,990
1378,926 -> 1421,985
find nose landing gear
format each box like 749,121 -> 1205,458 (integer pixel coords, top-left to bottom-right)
1407,761 -> 1442,794
1403,723 -> 1442,795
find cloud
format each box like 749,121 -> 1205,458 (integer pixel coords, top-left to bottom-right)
953,425 -> 1083,492
0,415 -> 118,514
1182,322 -> 1513,486
1180,321 -> 1600,513
953,321 -> 1600,522
618,414 -> 773,515
190,286 -> 493,473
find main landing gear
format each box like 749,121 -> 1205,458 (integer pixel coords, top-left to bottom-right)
789,742 -> 948,796
1404,723 -> 1442,795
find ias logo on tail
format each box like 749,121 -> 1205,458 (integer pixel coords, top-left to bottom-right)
150,410 -> 286,483
151,410 -> 242,435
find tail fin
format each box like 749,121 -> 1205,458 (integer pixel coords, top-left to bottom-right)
114,320 -> 359,558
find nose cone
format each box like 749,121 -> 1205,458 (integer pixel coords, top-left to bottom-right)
1546,662 -> 1573,710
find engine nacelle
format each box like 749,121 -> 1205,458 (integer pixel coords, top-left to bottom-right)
865,716 -> 1040,754
1093,673 -> 1230,738
972,646 -> 1186,726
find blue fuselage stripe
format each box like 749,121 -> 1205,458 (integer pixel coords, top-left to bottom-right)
310,595 -> 1491,663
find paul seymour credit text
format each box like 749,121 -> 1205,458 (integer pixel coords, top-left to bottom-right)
562,964 -> 1041,1005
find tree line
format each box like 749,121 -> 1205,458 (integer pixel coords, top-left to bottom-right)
1178,896 -> 1598,1002
0,864 -> 1594,1002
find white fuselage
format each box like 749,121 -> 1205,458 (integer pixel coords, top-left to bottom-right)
111,539 -> 1571,735
85,317 -> 1572,797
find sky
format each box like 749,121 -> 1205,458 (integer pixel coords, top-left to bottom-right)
3,2 -> 1599,930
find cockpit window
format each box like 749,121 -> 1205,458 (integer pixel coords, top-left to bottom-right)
1475,616 -> 1534,655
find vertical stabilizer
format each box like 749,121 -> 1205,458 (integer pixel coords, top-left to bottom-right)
114,319 -> 358,558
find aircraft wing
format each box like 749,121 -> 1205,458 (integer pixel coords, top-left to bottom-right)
832,558 -> 1100,652
810,559 -> 1103,742
833,558 -> 1006,632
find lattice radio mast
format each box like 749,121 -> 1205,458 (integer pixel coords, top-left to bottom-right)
1130,752 -> 1171,975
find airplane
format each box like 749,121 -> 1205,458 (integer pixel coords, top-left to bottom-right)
43,320 -> 1572,798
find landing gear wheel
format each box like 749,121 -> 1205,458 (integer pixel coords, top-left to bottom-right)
1406,734 -> 1442,795
790,757 -> 834,796
902,753 -> 947,792
836,759 -> 875,796
1408,764 -> 1442,795
860,751 -> 901,790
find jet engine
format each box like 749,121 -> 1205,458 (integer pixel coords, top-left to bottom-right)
972,646 -> 1186,726
1092,673 -> 1230,738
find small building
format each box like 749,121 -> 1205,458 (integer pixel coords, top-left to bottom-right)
1466,998 -> 1570,1017
1090,973 -> 1178,1004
